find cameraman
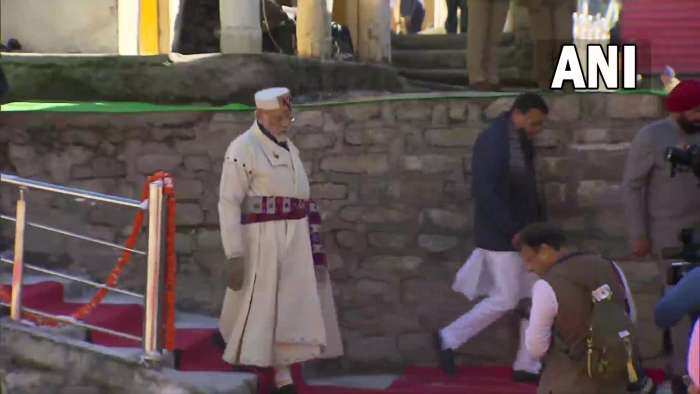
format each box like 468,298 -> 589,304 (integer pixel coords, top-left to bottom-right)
655,267 -> 700,329
623,80 -> 700,392
655,267 -> 700,394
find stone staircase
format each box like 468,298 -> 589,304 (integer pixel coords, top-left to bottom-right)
392,33 -> 468,87
391,33 -> 535,88
0,266 -> 399,394
0,272 -> 250,394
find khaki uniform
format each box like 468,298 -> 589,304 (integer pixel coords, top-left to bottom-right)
540,253 -> 630,394
524,0 -> 577,88
467,0 -> 510,85
218,121 -> 343,367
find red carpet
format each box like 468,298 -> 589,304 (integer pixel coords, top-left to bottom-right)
297,367 -> 537,394
2,281 -> 666,394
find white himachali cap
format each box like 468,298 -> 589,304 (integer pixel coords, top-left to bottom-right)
254,87 -> 291,110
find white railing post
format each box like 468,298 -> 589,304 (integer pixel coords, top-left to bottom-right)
143,180 -> 164,361
10,188 -> 27,321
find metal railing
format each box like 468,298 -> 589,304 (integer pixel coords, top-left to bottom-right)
0,173 -> 165,363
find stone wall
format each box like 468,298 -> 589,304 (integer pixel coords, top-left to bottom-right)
0,93 -> 669,370
0,321 -> 256,393
0,54 -> 404,105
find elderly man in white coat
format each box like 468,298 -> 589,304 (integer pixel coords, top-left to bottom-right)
217,87 -> 343,394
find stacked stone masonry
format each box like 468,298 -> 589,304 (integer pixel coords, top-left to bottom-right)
0,94 -> 668,370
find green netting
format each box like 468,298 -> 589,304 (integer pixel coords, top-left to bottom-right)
0,101 -> 254,113
0,89 -> 667,113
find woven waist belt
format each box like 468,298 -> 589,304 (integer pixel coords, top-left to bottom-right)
241,196 -> 312,223
240,196 -> 326,267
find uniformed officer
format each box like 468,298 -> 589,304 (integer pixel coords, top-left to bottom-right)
467,0 -> 510,91
524,0 -> 577,89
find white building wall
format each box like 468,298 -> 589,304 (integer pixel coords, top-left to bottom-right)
1,0 -> 120,53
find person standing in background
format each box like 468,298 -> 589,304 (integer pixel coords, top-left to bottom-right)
467,0 -> 509,91
622,80 -> 700,394
445,0 -> 468,34
524,0 -> 577,89
400,0 -> 426,34
435,93 -> 549,383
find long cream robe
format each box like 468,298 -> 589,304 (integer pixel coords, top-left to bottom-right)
218,121 -> 343,367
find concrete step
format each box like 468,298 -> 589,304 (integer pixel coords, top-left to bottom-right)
1,320 -> 257,394
398,68 -> 468,86
401,78 -> 469,92
394,45 -> 531,70
67,289 -> 219,329
0,271 -> 85,299
3,272 -> 217,331
398,68 -> 537,88
2,318 -> 404,394
64,291 -> 143,305
391,33 -> 467,50
392,49 -> 466,69
307,374 -> 399,390
391,32 -> 517,51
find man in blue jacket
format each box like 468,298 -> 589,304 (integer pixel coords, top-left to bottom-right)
656,267 -> 700,330
436,93 -> 549,382
400,0 -> 425,34
655,266 -> 700,394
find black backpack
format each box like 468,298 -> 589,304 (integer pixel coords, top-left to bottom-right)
586,281 -> 640,384
554,254 -> 641,385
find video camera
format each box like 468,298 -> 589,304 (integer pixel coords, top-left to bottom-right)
662,144 -> 700,284
661,227 -> 700,285
665,144 -> 700,179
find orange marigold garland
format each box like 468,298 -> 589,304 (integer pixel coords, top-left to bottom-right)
0,172 -> 177,352
160,174 -> 177,352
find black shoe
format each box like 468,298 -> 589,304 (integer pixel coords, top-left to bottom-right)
512,370 -> 540,385
273,384 -> 297,394
434,332 -> 456,375
469,81 -> 494,92
211,331 -> 226,350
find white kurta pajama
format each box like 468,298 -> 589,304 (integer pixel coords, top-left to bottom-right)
218,121 -> 343,367
444,248 -> 541,373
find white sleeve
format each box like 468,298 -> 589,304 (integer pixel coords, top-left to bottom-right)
612,261 -> 637,323
526,279 -> 559,359
218,143 -> 251,259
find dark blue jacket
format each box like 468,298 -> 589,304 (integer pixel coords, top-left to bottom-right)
471,113 -> 544,251
655,267 -> 700,329
0,65 -> 8,99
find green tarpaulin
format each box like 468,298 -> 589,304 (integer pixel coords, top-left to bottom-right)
0,89 -> 667,113
0,101 -> 254,113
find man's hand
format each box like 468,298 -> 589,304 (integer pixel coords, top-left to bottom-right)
632,238 -> 651,258
227,257 -> 245,291
689,384 -> 699,394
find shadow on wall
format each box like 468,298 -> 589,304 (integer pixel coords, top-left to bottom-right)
0,64 -> 8,100
176,0 -> 221,54
175,0 -> 300,56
